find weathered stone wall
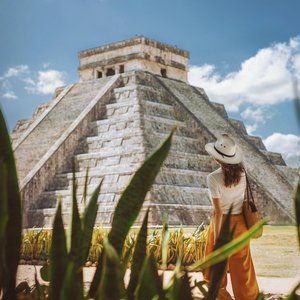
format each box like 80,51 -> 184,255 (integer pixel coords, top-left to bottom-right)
79,36 -> 189,82
21,75 -> 121,227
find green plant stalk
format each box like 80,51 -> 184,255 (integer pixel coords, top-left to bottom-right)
81,182 -> 102,263
0,162 -> 8,293
49,201 -> 68,300
96,239 -> 126,300
134,253 -> 166,300
0,108 -> 22,300
186,220 -> 266,272
161,212 -> 169,270
127,209 -> 149,300
294,180 -> 300,249
108,127 -> 175,256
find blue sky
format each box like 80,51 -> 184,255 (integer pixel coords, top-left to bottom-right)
1,0 -> 300,166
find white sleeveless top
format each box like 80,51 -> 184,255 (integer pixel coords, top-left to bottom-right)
206,168 -> 246,214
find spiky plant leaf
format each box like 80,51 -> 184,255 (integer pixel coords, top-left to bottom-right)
82,181 -> 102,263
40,265 -> 50,282
205,208 -> 234,300
186,219 -> 266,272
60,261 -> 84,300
127,209 -> 149,300
286,282 -> 300,300
294,180 -> 300,248
0,108 -> 22,300
108,128 -> 175,255
161,212 -> 169,270
96,239 -> 126,300
0,162 -> 8,250
82,166 -> 90,206
173,273 -> 193,300
134,253 -> 165,300
68,164 -> 84,297
0,162 -> 8,293
49,201 -> 68,300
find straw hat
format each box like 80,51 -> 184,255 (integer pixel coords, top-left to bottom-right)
205,134 -> 243,164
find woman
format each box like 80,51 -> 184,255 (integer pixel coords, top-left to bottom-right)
204,134 -> 259,300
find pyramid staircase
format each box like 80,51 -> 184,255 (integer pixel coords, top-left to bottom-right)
14,71 -> 295,227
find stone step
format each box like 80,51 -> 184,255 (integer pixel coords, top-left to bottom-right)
27,204 -> 118,228
246,136 -> 266,150
156,168 -> 209,187
142,100 -> 175,119
76,148 -> 146,170
143,115 -> 197,138
86,132 -> 145,152
149,184 -> 211,206
28,201 -> 213,228
165,151 -> 218,172
260,150 -> 286,166
146,132 -> 203,154
90,125 -> 144,141
49,163 -> 209,195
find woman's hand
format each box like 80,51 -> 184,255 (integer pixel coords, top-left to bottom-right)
212,197 -> 222,245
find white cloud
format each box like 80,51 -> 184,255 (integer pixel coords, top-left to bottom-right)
188,36 -> 300,113
263,133 -> 300,167
2,91 -> 17,100
4,65 -> 29,78
25,70 -> 65,95
241,107 -> 274,135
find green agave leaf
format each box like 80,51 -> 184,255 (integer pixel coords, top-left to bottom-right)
96,239 -> 126,300
294,180 -> 300,248
68,164 -> 84,296
205,208 -> 234,300
127,209 -> 149,300
0,162 -> 8,249
60,262 -> 84,300
0,108 -> 22,300
173,273 -> 193,300
161,212 -> 169,270
286,282 -> 300,300
82,181 -> 102,264
108,128 -> 175,255
88,249 -> 104,298
256,293 -> 265,300
134,253 -> 165,300
40,265 -> 50,282
82,166 -> 90,206
49,201 -> 68,300
187,220 -> 266,272
0,162 -> 8,293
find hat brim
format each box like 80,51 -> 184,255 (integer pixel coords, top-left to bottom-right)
205,142 -> 243,164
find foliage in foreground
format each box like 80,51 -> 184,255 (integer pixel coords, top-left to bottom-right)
1,107 -> 266,300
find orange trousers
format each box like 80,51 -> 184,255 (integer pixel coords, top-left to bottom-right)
203,214 -> 259,300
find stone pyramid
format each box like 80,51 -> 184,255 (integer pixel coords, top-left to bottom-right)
12,37 -> 296,228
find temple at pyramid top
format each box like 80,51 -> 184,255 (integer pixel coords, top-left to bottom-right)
78,36 -> 189,82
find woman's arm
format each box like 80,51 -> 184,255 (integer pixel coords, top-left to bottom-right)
212,197 -> 223,245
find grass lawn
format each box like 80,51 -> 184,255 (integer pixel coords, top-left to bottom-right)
251,225 -> 300,278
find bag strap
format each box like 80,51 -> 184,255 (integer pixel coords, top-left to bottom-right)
244,170 -> 258,212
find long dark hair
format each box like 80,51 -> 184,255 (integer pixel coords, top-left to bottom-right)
217,160 -> 245,187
